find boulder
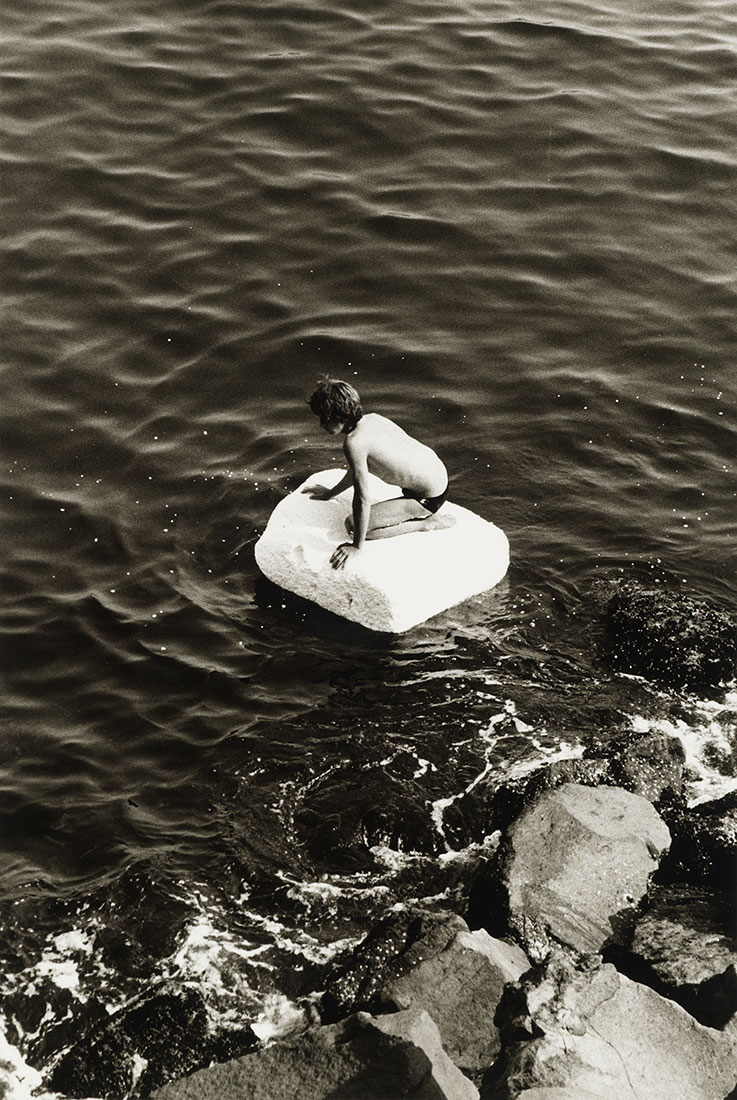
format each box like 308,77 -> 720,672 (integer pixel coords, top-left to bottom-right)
583,727 -> 685,804
254,469 -> 509,632
496,784 -> 671,957
483,949 -> 737,1100
321,909 -> 467,1022
659,789 -> 737,890
476,729 -> 684,842
624,883 -> 737,1028
321,907 -> 528,1074
602,581 -> 737,690
381,925 -> 530,1075
151,1008 -> 479,1100
47,987 -> 257,1099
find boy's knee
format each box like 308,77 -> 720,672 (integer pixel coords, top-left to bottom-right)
344,516 -> 354,535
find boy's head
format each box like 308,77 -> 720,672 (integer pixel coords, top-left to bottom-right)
308,378 -> 363,433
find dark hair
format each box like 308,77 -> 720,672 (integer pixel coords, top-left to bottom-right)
308,378 -> 363,429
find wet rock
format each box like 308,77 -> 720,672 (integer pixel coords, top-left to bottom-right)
93,866 -> 192,979
321,905 -> 528,1075
474,784 -> 671,958
47,987 -> 257,1099
483,948 -> 737,1100
482,758 -> 613,839
2,980 -> 109,1069
321,908 -> 467,1021
619,883 -> 737,1029
380,925 -> 530,1075
483,727 -> 684,837
583,727 -> 685,804
602,581 -> 737,691
151,1007 -> 479,1100
659,789 -> 737,890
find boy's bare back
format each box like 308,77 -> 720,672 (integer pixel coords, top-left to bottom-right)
345,413 -> 447,498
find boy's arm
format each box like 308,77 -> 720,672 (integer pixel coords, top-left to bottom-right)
301,468 -> 353,500
330,446 -> 370,570
350,465 -> 371,548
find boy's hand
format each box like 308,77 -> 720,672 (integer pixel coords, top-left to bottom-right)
330,543 -> 360,570
302,484 -> 333,500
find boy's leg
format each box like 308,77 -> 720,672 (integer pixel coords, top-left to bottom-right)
345,497 -> 452,540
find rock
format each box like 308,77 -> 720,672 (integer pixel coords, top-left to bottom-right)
151,1008 -> 479,1100
602,580 -> 737,690
254,469 -> 509,633
460,730 -> 683,868
622,883 -> 737,1028
321,909 -> 468,1021
659,789 -> 737,890
493,784 -> 671,957
481,759 -> 614,841
583,727 -> 685,804
322,907 -> 529,1075
47,987 -> 257,1099
381,926 -> 530,1075
483,949 -> 737,1100
490,729 -> 684,832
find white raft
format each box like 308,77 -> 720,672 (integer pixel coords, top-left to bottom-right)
255,469 -> 509,633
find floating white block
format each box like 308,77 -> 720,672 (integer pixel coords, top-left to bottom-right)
255,469 -> 509,633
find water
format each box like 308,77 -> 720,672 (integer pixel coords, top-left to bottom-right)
1,0 -> 735,1093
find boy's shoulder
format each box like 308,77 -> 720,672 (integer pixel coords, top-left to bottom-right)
343,413 -> 379,459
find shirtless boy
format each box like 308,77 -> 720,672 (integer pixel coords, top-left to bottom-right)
303,379 -> 450,570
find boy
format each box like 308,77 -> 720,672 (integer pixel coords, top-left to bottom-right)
303,378 -> 450,570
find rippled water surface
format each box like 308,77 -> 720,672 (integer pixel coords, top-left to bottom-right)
1,0 -> 735,1091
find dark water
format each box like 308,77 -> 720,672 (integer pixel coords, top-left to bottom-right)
1,0 -> 735,1092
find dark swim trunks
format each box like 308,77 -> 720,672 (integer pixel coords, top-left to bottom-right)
401,482 -> 448,515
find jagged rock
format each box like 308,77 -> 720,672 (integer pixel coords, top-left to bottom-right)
151,1007 -> 479,1100
320,906 -> 528,1074
383,927 -> 529,1074
47,987 -> 257,1099
602,580 -> 737,690
483,949 -> 737,1100
583,727 -> 685,804
622,883 -> 737,1028
383,929 -> 529,1074
321,909 -> 469,1021
482,759 -> 614,839
659,789 -> 737,891
460,730 -> 683,859
255,469 -> 509,632
486,784 -> 671,958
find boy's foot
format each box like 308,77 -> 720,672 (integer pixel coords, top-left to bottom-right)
410,512 -> 455,533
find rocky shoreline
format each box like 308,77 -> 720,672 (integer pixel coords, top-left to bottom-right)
5,579 -> 737,1099
142,766 -> 736,1100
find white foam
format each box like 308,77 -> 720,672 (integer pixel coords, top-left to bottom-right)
251,993 -> 312,1042
630,687 -> 737,805
254,469 -> 509,632
0,1028 -> 45,1100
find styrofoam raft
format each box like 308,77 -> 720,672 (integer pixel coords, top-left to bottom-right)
254,469 -> 509,633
